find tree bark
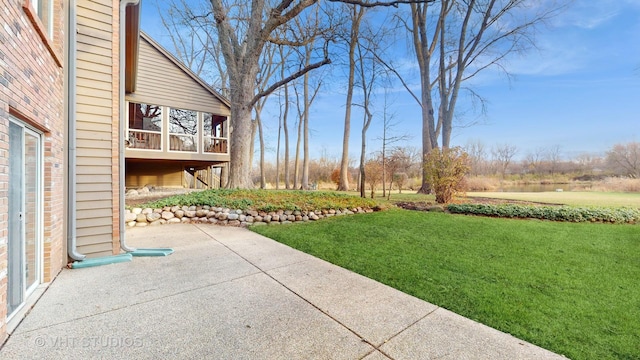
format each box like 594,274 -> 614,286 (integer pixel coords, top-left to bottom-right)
282,78 -> 290,189
257,109 -> 266,188
338,6 -> 363,191
227,86 -> 257,188
411,3 -> 440,194
294,108 -> 303,189
302,71 -> 310,190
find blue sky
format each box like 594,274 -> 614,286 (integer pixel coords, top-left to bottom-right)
140,0 -> 640,162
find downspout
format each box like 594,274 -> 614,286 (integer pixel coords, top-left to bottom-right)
67,0 -> 86,261
119,0 -> 140,253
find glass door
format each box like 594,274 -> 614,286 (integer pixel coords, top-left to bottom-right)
7,118 -> 42,319
24,130 -> 41,292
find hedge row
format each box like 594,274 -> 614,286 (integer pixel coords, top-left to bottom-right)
446,203 -> 640,224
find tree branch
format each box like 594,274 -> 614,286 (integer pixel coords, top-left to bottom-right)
328,0 -> 436,8
250,57 -> 331,107
373,53 -> 422,108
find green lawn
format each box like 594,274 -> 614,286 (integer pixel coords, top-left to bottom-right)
252,209 -> 640,360
466,191 -> 640,207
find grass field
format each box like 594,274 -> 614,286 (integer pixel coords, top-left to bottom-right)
340,189 -> 640,208
252,209 -> 640,360
466,191 -> 640,207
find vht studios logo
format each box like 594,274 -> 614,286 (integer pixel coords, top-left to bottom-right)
34,335 -> 144,349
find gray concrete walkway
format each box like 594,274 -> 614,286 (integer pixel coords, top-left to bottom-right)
1,224 -> 565,359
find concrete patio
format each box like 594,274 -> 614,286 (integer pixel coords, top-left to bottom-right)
0,224 -> 565,359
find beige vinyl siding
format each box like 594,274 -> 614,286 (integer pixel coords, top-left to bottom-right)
130,36 -> 230,116
77,200 -> 112,211
75,0 -> 116,257
76,139 -> 112,150
125,161 -> 184,188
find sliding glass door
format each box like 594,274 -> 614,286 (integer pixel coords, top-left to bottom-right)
7,118 -> 42,319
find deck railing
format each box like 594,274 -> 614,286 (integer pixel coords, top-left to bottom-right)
203,136 -> 228,154
128,130 -> 228,154
128,130 -> 161,150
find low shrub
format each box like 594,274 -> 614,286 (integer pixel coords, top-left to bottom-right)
447,203 -> 640,224
140,189 -> 379,212
424,147 -> 470,204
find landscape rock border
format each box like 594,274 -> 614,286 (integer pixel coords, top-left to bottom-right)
125,205 -> 375,228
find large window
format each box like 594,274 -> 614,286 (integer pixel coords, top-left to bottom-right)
169,108 -> 198,152
127,103 -> 162,150
125,102 -> 229,155
203,113 -> 228,153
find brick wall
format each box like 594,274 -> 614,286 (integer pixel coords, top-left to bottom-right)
0,0 -> 65,342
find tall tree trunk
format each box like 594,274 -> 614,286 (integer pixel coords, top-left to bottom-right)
227,85 -> 256,188
338,6 -> 362,192
276,94 -> 282,190
411,3 -> 440,194
294,116 -> 302,189
381,122 -> 387,197
359,130 -> 367,198
257,110 -> 266,189
302,71 -> 310,190
283,83 -> 290,189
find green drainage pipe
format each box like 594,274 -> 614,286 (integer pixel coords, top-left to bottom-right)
129,248 -> 174,257
70,254 -> 133,269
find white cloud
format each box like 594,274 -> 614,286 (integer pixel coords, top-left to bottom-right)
550,0 -> 640,29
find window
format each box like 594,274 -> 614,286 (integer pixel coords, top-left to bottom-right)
169,108 -> 198,152
203,113 -> 228,153
127,103 -> 162,150
30,0 -> 53,38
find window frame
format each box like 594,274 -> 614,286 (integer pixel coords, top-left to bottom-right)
168,107 -> 199,153
126,102 -> 164,151
22,0 -> 61,67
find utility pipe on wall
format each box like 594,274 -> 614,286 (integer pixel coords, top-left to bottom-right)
67,0 -> 86,261
118,0 -> 140,253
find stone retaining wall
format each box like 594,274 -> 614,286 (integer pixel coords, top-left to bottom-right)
125,205 -> 375,228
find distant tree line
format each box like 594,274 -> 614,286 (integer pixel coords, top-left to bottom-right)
252,141 -> 640,193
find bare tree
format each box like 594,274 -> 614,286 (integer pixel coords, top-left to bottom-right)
276,44 -> 294,189
574,152 -> 602,176
492,144 -> 518,179
337,4 -> 365,191
378,0 -> 565,192
355,23 -> 380,198
464,139 -> 487,176
254,41 -> 282,189
377,92 -> 410,197
364,157 -> 384,198
606,142 -> 640,178
161,0 -> 229,94
208,0 -> 444,188
524,146 -> 545,175
301,43 -> 324,190
210,0 -> 335,188
544,144 -> 563,176
385,147 -> 413,197
293,81 -> 303,189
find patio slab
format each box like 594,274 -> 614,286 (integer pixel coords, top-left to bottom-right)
1,224 -> 565,359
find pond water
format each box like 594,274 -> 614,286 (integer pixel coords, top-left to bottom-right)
492,184 -> 584,192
